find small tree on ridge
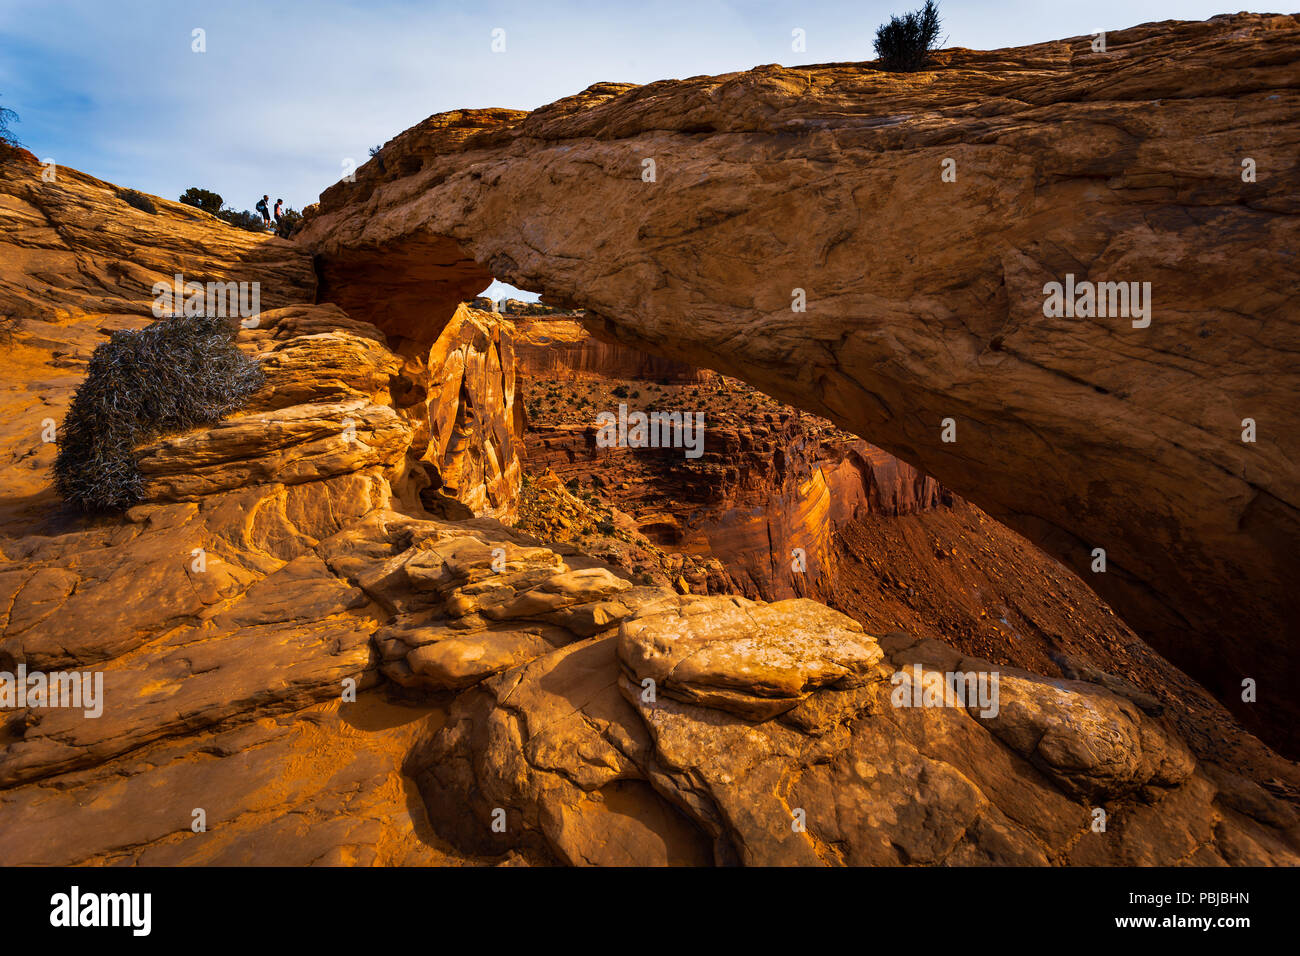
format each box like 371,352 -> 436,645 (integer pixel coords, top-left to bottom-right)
874,1 -> 943,72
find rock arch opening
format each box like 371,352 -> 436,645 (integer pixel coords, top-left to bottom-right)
299,42 -> 1300,758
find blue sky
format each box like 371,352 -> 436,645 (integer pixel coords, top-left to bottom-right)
0,0 -> 1245,300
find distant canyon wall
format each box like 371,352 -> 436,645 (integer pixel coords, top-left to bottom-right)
509,315 -> 713,384
524,391 -> 948,603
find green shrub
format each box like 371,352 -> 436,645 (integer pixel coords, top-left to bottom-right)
217,207 -> 266,232
117,188 -> 157,214
274,207 -> 302,239
179,187 -> 223,214
874,0 -> 943,72
53,314 -> 264,512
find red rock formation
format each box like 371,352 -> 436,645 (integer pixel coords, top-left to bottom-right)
511,315 -> 712,383
298,14 -> 1300,755
412,305 -> 524,519
0,153 -> 1296,866
509,325 -> 1285,784
526,414 -> 947,601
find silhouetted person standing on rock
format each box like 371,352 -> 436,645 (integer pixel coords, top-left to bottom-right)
274,198 -> 284,222
255,195 -> 271,227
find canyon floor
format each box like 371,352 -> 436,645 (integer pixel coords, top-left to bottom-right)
1,12 -> 1298,867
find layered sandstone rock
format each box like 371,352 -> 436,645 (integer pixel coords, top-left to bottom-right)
0,159 -> 519,863
617,597 -> 884,720
511,317 -> 949,604
0,152 -> 313,325
11,459 -> 1288,865
510,314 -> 712,383
0,22 -> 1296,867
0,295 -> 497,860
526,411 -> 947,601
298,13 -> 1300,754
416,305 -> 524,520
507,314 -> 1287,784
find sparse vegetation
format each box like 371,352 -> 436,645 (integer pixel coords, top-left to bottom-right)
874,0 -> 943,72
274,207 -> 302,239
179,186 -> 223,214
117,188 -> 157,214
53,314 -> 265,512
216,207 -> 267,233
178,187 -> 279,233
0,98 -> 20,162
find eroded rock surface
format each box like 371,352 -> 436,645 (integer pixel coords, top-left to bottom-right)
0,25 -> 1296,866
0,158 -> 517,863
417,305 -> 524,520
410,598 -> 1297,866
526,407 -> 948,601
618,598 -> 883,720
298,13 -> 1300,754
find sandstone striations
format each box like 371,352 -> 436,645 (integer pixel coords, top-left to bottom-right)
417,305 -> 524,520
511,314 -> 712,383
298,13 -> 1300,754
525,404 -> 947,601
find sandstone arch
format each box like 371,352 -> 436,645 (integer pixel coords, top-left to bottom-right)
299,14 -> 1300,755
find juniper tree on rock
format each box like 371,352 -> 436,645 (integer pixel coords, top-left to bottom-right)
874,1 -> 943,72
